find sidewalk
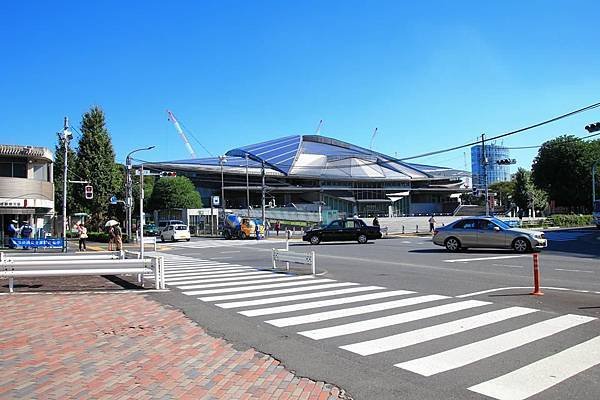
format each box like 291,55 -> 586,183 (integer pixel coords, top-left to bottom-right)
0,292 -> 348,400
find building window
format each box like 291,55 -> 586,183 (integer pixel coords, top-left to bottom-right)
33,163 -> 49,181
0,160 -> 27,178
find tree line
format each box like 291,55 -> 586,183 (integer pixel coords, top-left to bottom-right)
53,106 -> 202,231
467,135 -> 600,214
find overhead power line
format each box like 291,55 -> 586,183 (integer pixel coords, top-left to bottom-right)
400,101 -> 600,161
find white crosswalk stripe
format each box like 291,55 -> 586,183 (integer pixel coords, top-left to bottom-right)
152,252 -> 600,400
396,314 -> 595,376
468,334 -> 600,400
166,238 -> 286,249
299,300 -> 490,340
340,307 -> 537,356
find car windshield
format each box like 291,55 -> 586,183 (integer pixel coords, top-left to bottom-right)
490,218 -> 511,229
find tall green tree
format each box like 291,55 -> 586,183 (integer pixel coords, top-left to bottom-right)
53,132 -> 79,216
489,181 -> 515,209
148,176 -> 202,211
513,168 -> 547,213
531,135 -> 594,210
74,106 -> 123,229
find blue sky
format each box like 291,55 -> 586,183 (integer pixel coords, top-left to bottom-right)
1,0 -> 599,171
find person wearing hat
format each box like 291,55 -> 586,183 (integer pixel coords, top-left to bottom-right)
8,220 -> 19,248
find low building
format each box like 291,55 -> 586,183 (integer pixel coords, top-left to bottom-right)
145,135 -> 468,218
0,144 -> 54,246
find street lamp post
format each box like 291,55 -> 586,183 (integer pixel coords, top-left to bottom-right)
61,117 -> 72,252
246,154 -> 250,218
219,155 -> 227,219
126,146 -> 155,242
593,161 -> 599,204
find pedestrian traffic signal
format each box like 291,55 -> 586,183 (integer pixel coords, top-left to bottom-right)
472,187 -> 479,196
585,122 -> 600,133
496,158 -> 516,165
160,171 -> 177,177
84,185 -> 93,200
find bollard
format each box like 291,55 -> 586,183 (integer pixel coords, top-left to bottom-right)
530,253 -> 543,296
416,225 -> 419,233
285,230 -> 290,271
402,225 -> 405,234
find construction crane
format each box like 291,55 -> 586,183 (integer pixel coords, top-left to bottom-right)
166,110 -> 197,158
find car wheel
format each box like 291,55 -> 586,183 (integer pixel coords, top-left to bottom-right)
310,235 -> 321,245
223,230 -> 231,240
171,236 -> 176,242
240,232 -> 247,240
512,238 -> 530,253
160,235 -> 165,243
444,237 -> 461,252
357,234 -> 368,244
186,238 -> 190,242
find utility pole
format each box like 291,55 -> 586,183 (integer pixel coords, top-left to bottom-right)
593,161 -> 599,204
481,133 -> 489,216
261,161 -> 266,229
62,117 -> 71,253
246,154 -> 250,218
125,156 -> 132,243
219,155 -> 227,220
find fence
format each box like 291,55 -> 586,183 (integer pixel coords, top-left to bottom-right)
0,251 -> 164,293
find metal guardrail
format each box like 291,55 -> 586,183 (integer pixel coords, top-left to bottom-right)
0,251 -> 165,293
272,248 -> 316,275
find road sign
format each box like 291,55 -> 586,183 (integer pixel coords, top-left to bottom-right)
212,196 -> 220,206
134,169 -> 153,176
109,195 -> 117,205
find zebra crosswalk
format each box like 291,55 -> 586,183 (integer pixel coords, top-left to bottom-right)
147,253 -> 600,400
164,238 -> 287,249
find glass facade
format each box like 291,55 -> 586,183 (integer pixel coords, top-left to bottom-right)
471,145 -> 510,187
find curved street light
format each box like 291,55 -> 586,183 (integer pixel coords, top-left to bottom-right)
125,146 -> 156,242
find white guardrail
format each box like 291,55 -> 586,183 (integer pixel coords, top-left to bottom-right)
0,251 -> 165,293
272,231 -> 316,275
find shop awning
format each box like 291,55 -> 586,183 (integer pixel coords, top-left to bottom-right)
387,191 -> 410,202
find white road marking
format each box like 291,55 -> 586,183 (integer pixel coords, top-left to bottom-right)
219,251 -> 241,253
468,334 -> 600,400
341,307 -> 537,356
456,286 -> 600,298
217,286 -> 383,309
166,271 -> 272,282
240,290 -> 418,317
174,276 -> 300,290
165,267 -> 255,277
299,300 -> 490,340
180,276 -> 315,294
210,257 -> 233,260
397,314 -> 595,376
265,294 -> 445,327
199,282 -> 357,301
444,255 -> 529,263
492,264 -> 524,268
555,268 -> 594,273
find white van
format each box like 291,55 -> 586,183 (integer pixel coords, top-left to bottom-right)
160,224 -> 191,242
158,220 -> 184,232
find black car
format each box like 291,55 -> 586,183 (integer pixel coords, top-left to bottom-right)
302,218 -> 382,245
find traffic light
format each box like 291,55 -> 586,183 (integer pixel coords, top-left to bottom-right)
160,171 -> 177,177
496,158 -> 516,165
84,185 -> 93,200
585,122 -> 600,133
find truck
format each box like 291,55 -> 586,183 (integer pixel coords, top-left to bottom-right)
222,214 -> 265,239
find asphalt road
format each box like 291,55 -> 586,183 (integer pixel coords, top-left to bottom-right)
149,228 -> 600,400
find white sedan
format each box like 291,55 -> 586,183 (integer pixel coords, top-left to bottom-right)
160,224 -> 191,242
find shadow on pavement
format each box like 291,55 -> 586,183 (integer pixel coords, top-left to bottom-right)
544,228 -> 600,258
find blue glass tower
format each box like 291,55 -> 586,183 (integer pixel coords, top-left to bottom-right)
471,144 -> 510,187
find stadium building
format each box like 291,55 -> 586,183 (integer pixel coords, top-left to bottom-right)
145,135 -> 468,217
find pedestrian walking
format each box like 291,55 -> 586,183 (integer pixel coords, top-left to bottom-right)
255,222 -> 260,241
107,226 -> 116,251
77,223 -> 88,251
8,220 -> 19,248
20,221 -> 33,250
114,223 -> 123,251
428,214 -> 436,233
275,221 -> 281,236
372,216 -> 380,227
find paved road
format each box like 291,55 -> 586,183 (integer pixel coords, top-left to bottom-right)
147,228 -> 600,400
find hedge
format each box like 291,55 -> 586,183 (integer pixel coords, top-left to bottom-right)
550,214 -> 593,227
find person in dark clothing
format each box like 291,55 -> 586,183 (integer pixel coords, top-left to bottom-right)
8,220 -> 19,248
372,216 -> 380,227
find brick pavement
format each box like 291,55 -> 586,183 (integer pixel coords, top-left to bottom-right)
0,293 -> 349,400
